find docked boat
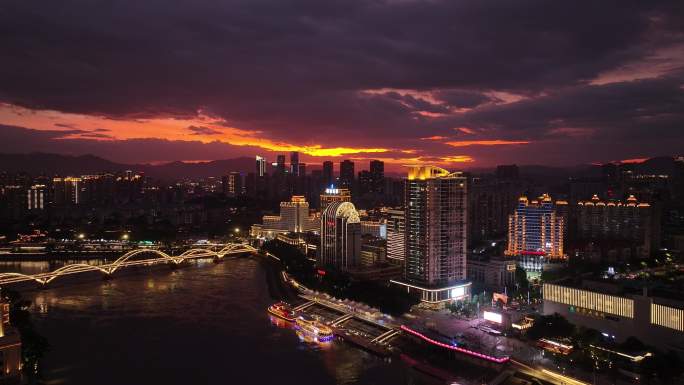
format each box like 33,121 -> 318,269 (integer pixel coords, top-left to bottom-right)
267,302 -> 297,322
295,314 -> 334,342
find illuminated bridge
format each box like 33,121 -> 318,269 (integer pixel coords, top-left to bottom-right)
0,243 -> 257,287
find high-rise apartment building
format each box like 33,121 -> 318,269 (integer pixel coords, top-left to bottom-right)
506,194 -> 565,273
319,201 -> 361,271
369,160 -> 384,194
256,156 -> 266,177
290,152 -> 300,176
339,160 -> 355,190
322,161 -> 334,187
392,166 -> 470,304
276,155 -> 286,175
53,177 -> 81,205
574,194 -> 654,258
385,208 -> 405,262
27,184 -> 46,210
222,172 -> 242,197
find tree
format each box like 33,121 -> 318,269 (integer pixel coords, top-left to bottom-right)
527,313 -> 575,340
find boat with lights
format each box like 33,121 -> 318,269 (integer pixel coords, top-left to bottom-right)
268,302 -> 297,322
295,314 -> 334,342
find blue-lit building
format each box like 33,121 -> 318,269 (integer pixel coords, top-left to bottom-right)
506,194 -> 566,273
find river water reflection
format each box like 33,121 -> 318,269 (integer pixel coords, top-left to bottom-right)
0,258 -> 480,385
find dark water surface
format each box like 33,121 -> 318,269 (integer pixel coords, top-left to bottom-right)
1,258 -> 457,385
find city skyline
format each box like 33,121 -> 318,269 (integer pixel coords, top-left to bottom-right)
1,2 -> 683,170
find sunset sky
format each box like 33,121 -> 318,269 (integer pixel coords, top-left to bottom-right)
1,1 -> 683,171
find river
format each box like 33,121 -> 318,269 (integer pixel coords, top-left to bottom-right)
0,258 -> 485,385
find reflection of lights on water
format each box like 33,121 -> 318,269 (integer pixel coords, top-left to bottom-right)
268,315 -> 294,330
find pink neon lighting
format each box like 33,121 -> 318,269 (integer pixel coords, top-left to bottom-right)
400,325 -> 510,364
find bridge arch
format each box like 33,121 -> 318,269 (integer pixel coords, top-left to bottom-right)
109,249 -> 174,274
217,243 -> 256,257
0,272 -> 45,285
177,248 -> 220,260
43,263 -> 109,284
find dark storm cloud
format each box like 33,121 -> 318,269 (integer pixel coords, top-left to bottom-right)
0,125 -> 260,163
0,0 -> 683,164
432,90 -> 498,109
187,125 -> 222,136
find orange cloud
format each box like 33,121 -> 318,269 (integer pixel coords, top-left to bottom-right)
446,140 -> 530,147
0,103 -> 388,158
454,127 -> 475,135
421,136 -> 448,141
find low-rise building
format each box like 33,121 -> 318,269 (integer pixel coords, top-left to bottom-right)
543,281 -> 684,354
467,256 -> 517,293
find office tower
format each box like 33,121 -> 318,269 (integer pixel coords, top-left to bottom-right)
52,177 -> 81,205
385,208 -> 405,262
276,155 -> 286,175
290,152 -> 300,176
256,156 -> 266,177
222,172 -> 242,197
320,187 -> 352,209
369,160 -> 384,193
297,163 -> 306,177
506,194 -> 565,273
392,166 -> 470,304
319,201 -> 361,271
27,184 -> 46,210
323,161 -> 334,187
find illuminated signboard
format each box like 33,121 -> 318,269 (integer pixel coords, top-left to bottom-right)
325,188 -> 339,194
483,311 -> 503,324
451,286 -> 465,299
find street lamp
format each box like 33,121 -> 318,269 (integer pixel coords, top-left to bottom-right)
234,228 -> 240,234
77,233 -> 85,240
122,233 -> 129,240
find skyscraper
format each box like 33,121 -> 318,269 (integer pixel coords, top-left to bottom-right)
27,184 -> 46,210
320,201 -> 361,271
339,160 -> 354,190
322,161 -> 334,187
276,155 -> 286,175
369,160 -> 384,194
256,156 -> 266,177
222,172 -> 242,197
506,194 -> 565,273
385,208 -> 405,262
392,166 -> 470,304
320,187 -> 352,209
52,177 -> 81,205
290,152 -> 300,176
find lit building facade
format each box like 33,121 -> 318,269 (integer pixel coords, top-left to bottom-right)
0,301 -> 21,382
27,184 -> 46,210
319,201 -> 361,271
392,166 -> 470,304
385,208 -> 405,262
506,194 -> 565,273
574,194 -> 653,258
250,196 -> 319,239
52,177 -> 81,205
543,283 -> 684,353
256,156 -> 266,177
320,187 -> 351,209
222,172 -> 242,197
